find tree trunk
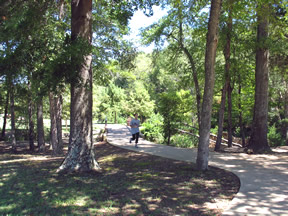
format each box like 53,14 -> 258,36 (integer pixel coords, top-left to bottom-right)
197,0 -> 222,171
227,83 -> 233,147
58,0 -> 65,19
215,6 -> 232,151
1,90 -> 9,139
183,47 -> 202,128
10,82 -> 17,152
37,97 -> 45,152
248,3 -> 271,153
28,81 -> 35,152
57,0 -> 100,173
215,84 -> 228,151
284,80 -> 288,145
56,95 -> 63,153
47,0 -> 65,155
114,111 -> 117,124
238,76 -> 246,147
49,93 -> 63,155
178,15 -> 201,128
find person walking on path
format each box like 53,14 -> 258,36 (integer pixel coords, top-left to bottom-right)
129,113 -> 140,148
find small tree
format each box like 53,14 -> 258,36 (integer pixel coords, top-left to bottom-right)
158,90 -> 192,145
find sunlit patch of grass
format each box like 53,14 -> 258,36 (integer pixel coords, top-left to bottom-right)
53,196 -> 89,207
0,204 -> 17,212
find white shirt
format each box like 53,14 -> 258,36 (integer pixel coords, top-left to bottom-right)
130,118 -> 140,134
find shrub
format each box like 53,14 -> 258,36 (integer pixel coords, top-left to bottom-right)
268,124 -> 285,147
210,126 -> 218,135
170,134 -> 198,148
141,113 -> 164,144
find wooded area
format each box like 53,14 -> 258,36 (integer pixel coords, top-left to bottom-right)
0,0 -> 287,172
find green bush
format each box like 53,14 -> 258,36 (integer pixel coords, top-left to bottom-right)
141,114 -> 164,144
210,126 -> 218,135
268,124 -> 285,147
170,134 -> 198,148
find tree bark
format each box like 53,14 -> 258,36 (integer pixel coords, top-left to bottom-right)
178,9 -> 201,128
182,47 -> 202,128
197,0 -> 222,170
56,95 -> 63,153
47,0 -> 65,155
10,82 -> 17,152
1,90 -> 9,139
284,80 -> 288,145
227,83 -> 233,147
238,76 -> 246,147
49,93 -> 63,155
215,84 -> 228,151
215,5 -> 232,151
28,80 -> 35,152
37,97 -> 45,152
248,3 -> 271,153
57,0 -> 100,173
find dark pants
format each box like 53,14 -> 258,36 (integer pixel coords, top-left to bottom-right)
131,132 -> 139,144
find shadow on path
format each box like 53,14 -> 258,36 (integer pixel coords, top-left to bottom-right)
107,124 -> 288,216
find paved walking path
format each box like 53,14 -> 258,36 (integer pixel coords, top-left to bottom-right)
106,124 -> 288,216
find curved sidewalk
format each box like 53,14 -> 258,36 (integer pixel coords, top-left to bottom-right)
106,124 -> 288,216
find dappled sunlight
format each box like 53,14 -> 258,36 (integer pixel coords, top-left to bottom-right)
107,124 -> 288,216
0,155 -> 63,165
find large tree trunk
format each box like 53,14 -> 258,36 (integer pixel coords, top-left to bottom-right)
37,97 -> 45,152
10,82 -> 17,152
1,90 -> 9,139
248,3 -> 271,153
28,80 -> 35,152
197,0 -> 222,170
57,0 -> 100,173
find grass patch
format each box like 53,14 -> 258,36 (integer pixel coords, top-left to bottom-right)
0,141 -> 240,215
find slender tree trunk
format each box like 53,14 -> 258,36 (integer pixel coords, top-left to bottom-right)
178,11 -> 201,128
238,76 -> 246,147
10,82 -> 17,152
227,83 -> 233,147
37,97 -> 45,152
284,80 -> 288,145
197,0 -> 222,170
57,0 -> 100,173
183,47 -> 202,128
49,93 -> 62,155
28,80 -> 35,152
58,0 -> 65,19
248,3 -> 271,153
56,95 -> 63,153
47,0 -> 65,155
1,90 -> 9,139
215,5 -> 232,151
215,83 -> 228,151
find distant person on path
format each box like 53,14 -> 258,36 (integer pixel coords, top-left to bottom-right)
129,113 -> 140,148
